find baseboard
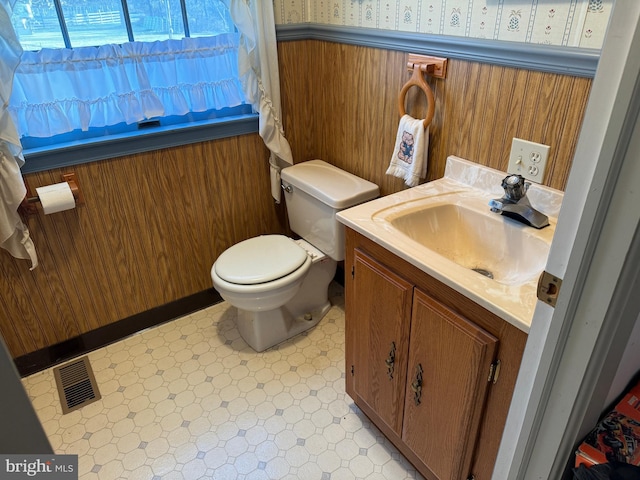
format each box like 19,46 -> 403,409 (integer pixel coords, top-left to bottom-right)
335,262 -> 345,287
15,288 -> 223,377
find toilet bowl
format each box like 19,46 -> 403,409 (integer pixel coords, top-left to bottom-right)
211,235 -> 335,352
211,160 -> 380,352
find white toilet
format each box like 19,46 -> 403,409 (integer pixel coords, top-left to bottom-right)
211,160 -> 379,352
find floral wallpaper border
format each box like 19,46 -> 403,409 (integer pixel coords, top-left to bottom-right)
274,0 -> 614,49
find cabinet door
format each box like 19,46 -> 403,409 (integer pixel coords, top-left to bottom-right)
352,250 -> 413,436
403,289 -> 498,480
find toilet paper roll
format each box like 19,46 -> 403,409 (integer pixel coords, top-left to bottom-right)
35,182 -> 76,214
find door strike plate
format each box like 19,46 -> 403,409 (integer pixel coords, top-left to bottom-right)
537,271 -> 562,307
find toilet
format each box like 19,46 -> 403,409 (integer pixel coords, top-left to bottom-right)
211,160 -> 379,352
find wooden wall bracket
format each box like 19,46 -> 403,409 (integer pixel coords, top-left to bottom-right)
61,172 -> 83,205
407,54 -> 448,79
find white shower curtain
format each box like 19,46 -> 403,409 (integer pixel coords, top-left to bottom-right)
0,0 -> 37,269
224,0 -> 293,203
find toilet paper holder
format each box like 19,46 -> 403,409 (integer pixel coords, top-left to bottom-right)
21,173 -> 83,215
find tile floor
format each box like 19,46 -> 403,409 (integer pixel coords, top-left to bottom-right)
22,283 -> 424,480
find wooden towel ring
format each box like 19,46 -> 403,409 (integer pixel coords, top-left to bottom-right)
398,63 -> 436,129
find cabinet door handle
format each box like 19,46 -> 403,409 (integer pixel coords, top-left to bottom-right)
385,342 -> 396,379
411,364 -> 424,406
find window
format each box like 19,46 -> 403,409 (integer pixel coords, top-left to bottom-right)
10,0 -> 235,50
8,0 -> 252,165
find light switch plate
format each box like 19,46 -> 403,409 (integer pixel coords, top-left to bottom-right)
507,138 -> 550,184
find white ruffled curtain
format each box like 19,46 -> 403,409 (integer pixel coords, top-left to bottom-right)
0,0 -> 37,269
224,0 -> 293,203
10,34 -> 246,138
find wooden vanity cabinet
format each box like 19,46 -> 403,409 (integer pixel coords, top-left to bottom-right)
344,228 -> 528,480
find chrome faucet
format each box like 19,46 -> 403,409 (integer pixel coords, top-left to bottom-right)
488,174 -> 549,229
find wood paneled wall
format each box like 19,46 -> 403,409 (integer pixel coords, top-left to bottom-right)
1,39 -> 592,359
0,135 -> 283,358
278,40 -> 592,195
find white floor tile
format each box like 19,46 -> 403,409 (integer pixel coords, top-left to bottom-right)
23,283 -> 423,480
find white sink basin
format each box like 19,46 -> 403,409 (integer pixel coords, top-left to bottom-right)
336,156 -> 564,332
380,202 -> 550,286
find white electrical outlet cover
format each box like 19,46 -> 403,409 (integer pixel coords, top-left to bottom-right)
507,138 -> 550,184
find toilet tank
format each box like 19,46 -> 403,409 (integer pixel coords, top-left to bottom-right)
281,160 -> 379,261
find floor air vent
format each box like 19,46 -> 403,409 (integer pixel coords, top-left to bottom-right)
53,356 -> 101,414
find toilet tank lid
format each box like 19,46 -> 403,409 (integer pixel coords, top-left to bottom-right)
281,160 -> 380,209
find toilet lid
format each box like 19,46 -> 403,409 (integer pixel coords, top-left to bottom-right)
214,235 -> 308,285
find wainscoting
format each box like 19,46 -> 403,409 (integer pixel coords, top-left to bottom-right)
278,39 -> 591,196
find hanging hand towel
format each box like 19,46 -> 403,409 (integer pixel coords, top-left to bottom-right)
386,114 -> 429,187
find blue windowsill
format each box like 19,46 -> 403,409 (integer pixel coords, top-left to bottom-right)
21,113 -> 259,174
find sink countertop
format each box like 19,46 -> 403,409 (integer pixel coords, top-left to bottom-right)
336,156 -> 564,333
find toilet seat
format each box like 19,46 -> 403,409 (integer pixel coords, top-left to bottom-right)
214,235 -> 308,285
